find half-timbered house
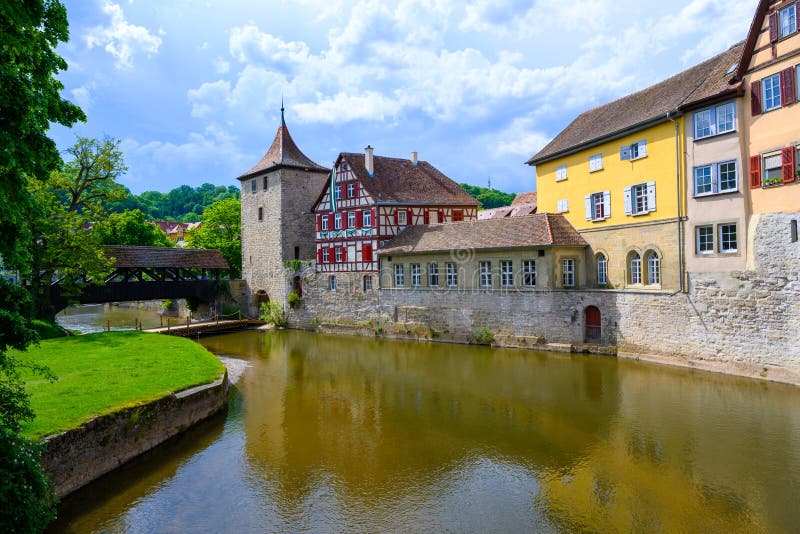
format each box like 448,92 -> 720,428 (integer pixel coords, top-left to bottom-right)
311,147 -> 479,279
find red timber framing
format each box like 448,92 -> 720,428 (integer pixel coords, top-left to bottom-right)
312,161 -> 478,274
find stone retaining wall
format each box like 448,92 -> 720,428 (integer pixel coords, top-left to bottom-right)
41,373 -> 229,498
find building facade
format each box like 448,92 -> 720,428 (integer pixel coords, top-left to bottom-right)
311,147 -> 479,292
238,111 -> 329,313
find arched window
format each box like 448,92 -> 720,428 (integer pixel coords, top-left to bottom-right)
646,251 -> 660,285
629,252 -> 642,285
596,254 -> 608,286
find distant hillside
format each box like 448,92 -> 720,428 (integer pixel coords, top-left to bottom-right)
106,183 -> 240,222
460,183 -> 516,209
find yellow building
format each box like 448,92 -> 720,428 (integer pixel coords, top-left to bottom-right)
528,46 -> 745,291
738,0 -> 800,216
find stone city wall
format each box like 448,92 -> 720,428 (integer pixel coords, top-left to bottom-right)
41,374 -> 229,498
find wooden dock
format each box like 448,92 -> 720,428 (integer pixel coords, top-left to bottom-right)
144,319 -> 265,337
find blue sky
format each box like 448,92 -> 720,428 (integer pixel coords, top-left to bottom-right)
51,0 -> 756,194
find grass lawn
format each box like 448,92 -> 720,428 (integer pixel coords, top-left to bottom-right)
13,331 -> 225,440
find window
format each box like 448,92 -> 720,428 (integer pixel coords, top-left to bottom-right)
335,247 -> 343,263
479,261 -> 492,288
523,260 -> 536,287
258,207 -> 263,221
557,199 -> 569,213
586,191 -> 610,221
251,180 -> 256,193
334,186 -> 342,200
363,275 -> 372,291
589,154 -> 603,172
719,161 -> 737,191
780,3 -> 797,38
347,183 -> 355,198
556,165 -> 568,181
694,166 -> 712,195
764,152 -> 783,185
348,211 -> 356,228
428,263 -> 439,287
321,215 -> 329,231
693,161 -> 738,196
625,183 -> 655,215
562,259 -> 575,288
341,162 -> 348,171
394,264 -> 405,287
328,275 -> 336,291
263,176 -> 268,190
719,224 -> 737,253
446,263 -> 457,288
630,252 -> 642,285
411,264 -> 421,287
696,226 -> 714,254
322,248 -> 330,263
398,210 -> 407,226
597,254 -> 608,286
763,74 -> 781,111
501,260 -> 513,287
334,213 -> 342,229
693,102 -> 736,140
620,140 -> 647,161
646,252 -> 660,285
363,210 -> 372,227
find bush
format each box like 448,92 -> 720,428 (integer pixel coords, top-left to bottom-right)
259,302 -> 287,327
0,428 -> 57,532
29,320 -> 65,340
287,291 -> 301,308
470,327 -> 494,345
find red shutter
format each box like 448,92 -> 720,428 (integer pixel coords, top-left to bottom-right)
353,182 -> 359,197
751,80 -> 762,116
394,209 -> 399,225
769,11 -> 779,43
782,147 -> 796,183
452,210 -> 464,222
423,210 -> 430,224
781,67 -> 796,106
325,214 -> 331,229
317,248 -> 323,263
407,209 -> 413,225
797,3 -> 800,36
750,155 -> 762,188
371,208 -> 376,227
355,210 -> 363,228
316,215 -> 321,231
362,244 -> 372,262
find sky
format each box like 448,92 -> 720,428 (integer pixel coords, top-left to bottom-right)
50,0 -> 757,195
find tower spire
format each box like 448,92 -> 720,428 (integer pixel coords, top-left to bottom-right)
280,96 -> 285,126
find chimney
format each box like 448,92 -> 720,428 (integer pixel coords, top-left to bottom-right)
410,151 -> 418,166
365,145 -> 374,176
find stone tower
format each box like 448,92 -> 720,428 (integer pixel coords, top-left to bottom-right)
238,108 -> 329,316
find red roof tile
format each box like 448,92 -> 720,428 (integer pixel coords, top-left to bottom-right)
512,191 -> 537,206
238,123 -> 328,179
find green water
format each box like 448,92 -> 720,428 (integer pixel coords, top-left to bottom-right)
51,330 -> 800,532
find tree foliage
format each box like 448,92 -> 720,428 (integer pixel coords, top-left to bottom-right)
186,197 -> 242,277
106,183 -> 240,222
460,183 -> 516,209
93,209 -> 172,247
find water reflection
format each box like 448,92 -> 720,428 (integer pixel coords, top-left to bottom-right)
56,303 -> 166,333
54,330 -> 800,532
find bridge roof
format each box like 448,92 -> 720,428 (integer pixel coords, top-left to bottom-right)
102,246 -> 229,269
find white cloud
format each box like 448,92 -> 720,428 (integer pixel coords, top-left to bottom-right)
229,24 -> 311,66
71,85 -> 94,111
490,117 -> 552,158
294,92 -> 402,123
85,0 -> 163,69
214,57 -> 230,74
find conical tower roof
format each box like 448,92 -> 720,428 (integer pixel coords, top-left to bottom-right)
238,113 -> 328,179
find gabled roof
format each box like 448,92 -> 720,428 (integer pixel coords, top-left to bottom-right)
735,0 -> 770,80
238,122 -> 328,180
102,246 -> 229,269
378,213 -> 586,255
512,191 -> 537,206
527,42 -> 745,166
477,202 -> 537,220
312,152 -> 479,210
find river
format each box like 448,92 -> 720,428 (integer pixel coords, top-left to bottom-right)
51,308 -> 800,532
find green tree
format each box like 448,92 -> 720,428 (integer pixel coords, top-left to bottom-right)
93,209 -> 172,247
186,197 -> 241,277
0,2 -> 84,530
460,183 -> 516,209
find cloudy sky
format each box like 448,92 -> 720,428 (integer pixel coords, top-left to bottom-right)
51,0 -> 756,194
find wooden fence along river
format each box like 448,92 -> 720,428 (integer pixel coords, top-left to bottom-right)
143,314 -> 264,337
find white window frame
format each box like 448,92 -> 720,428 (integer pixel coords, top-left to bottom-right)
780,3 -> 797,38
363,210 -> 372,227
693,102 -> 736,140
562,259 -> 575,288
763,74 -> 781,112
586,191 -> 610,221
322,248 -> 330,263
500,260 -> 513,288
394,264 -> 405,287
589,154 -> 603,172
693,160 -> 738,197
621,140 -> 647,161
597,254 -> 608,286
334,186 -> 342,200
763,152 -> 784,186
334,213 -> 342,229
522,259 -> 536,288
446,263 -> 457,288
334,248 -> 343,263
321,215 -> 329,231
347,211 -> 356,228
363,275 -> 372,291
398,210 -> 407,226
428,263 -> 439,287
719,224 -> 738,253
625,182 -> 656,215
646,252 -> 660,286
557,199 -> 569,213
696,225 -> 714,254
630,253 -> 642,285
411,263 -> 421,287
556,165 -> 568,181
328,275 -> 336,291
479,261 -> 492,288
347,183 -> 355,198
